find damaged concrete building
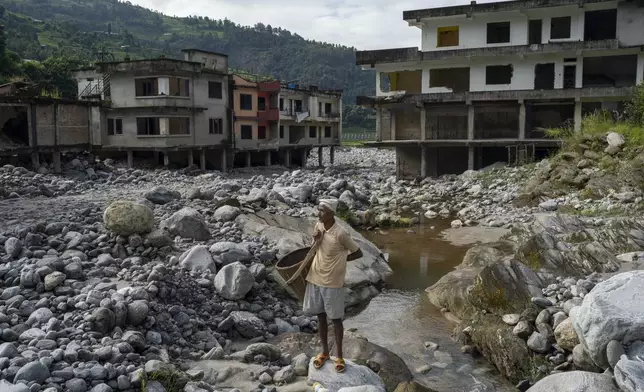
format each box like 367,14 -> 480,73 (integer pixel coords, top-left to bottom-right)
356,0 -> 644,179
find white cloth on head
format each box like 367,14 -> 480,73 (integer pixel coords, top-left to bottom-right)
319,199 -> 338,213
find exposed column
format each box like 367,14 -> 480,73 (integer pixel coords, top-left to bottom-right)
376,108 -> 382,142
163,153 -> 169,167
285,149 -> 291,167
127,150 -> 134,168
300,148 -> 307,168
200,149 -> 206,171
519,101 -> 526,140
420,107 -> 427,140
188,149 -> 194,167
574,100 -> 582,132
421,146 -> 427,178
330,146 -> 335,165
468,147 -> 475,171
467,104 -> 475,140
31,152 -> 40,170
637,53 -> 644,85
245,151 -> 251,168
221,150 -> 227,172
318,146 -> 323,167
576,56 -> 584,88
390,110 -> 397,140
153,151 -> 160,165
52,151 -> 61,173
265,150 -> 271,166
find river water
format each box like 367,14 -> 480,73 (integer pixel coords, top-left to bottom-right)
345,221 -> 516,392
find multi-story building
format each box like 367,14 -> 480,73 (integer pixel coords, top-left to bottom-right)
69,48 -> 343,170
356,0 -> 644,179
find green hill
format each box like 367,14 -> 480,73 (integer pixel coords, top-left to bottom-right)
0,0 -> 376,131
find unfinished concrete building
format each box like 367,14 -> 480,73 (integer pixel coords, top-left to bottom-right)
356,0 -> 644,178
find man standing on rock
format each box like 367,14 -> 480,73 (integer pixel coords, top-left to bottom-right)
304,199 -> 363,373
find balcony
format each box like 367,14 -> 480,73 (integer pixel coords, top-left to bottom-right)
258,108 -> 280,122
320,112 -> 341,121
280,108 -> 310,123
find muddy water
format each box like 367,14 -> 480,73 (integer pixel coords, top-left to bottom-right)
345,221 -> 515,392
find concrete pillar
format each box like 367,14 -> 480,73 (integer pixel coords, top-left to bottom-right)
574,100 -> 583,132
285,149 -> 291,167
376,108 -> 382,142
467,105 -> 475,140
200,149 -> 206,171
52,151 -> 61,173
390,110 -> 397,140
245,151 -> 251,168
188,149 -> 194,167
420,146 -> 427,178
468,147 -> 475,171
221,150 -> 227,172
330,146 -> 335,165
265,150 -> 271,166
300,148 -> 307,168
637,53 -> 644,85
318,146 -> 323,167
420,107 -> 427,140
477,151 -> 483,170
31,152 -> 39,170
127,150 -> 134,168
163,153 -> 169,167
576,56 -> 584,88
153,151 -> 160,165
519,102 -> 526,140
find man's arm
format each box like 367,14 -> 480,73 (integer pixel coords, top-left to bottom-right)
340,232 -> 363,261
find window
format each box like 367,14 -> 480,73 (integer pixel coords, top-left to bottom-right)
437,26 -> 459,47
584,9 -> 617,41
240,94 -> 253,110
325,103 -> 332,114
258,126 -> 266,139
168,117 -> 190,135
258,97 -> 266,111
529,20 -> 542,45
324,126 -> 331,138
240,125 -> 252,139
318,102 -> 323,116
551,16 -> 571,39
136,118 -> 160,135
135,78 -> 158,96
107,119 -> 123,136
487,22 -> 510,44
168,78 -> 190,97
309,126 -> 317,138
279,98 -> 284,111
208,81 -> 223,99
294,100 -> 303,112
485,65 -> 513,85
209,118 -> 223,134
279,125 -> 284,138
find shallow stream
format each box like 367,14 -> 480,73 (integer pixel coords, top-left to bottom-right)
346,221 -> 516,392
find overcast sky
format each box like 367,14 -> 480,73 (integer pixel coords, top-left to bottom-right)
128,0 -> 499,50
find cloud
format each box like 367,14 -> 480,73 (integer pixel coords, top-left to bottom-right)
127,0 -> 496,50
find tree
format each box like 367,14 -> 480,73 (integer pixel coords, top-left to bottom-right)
0,5 -> 5,19
107,22 -> 111,35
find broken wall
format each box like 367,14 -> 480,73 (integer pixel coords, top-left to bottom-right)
396,146 -> 422,179
474,103 -> 519,139
426,105 -> 468,139
394,108 -> 421,140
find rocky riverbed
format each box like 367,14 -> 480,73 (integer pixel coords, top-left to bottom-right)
1,135 -> 644,392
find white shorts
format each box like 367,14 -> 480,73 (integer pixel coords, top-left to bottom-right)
303,282 -> 345,320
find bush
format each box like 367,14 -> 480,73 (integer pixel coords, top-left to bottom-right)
626,82 -> 644,126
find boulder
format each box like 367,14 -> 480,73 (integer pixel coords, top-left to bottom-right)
144,186 -> 181,205
231,311 -> 266,338
526,371 -> 620,392
615,355 -> 644,392
161,207 -> 210,241
572,271 -> 644,369
103,201 -> 154,236
179,245 -> 216,273
213,205 -> 241,222
214,262 -> 254,300
0,380 -> 28,392
308,358 -> 385,392
606,132 -> 625,148
14,360 -> 50,384
554,318 -> 579,351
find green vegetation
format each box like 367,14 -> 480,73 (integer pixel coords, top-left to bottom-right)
1,0 -> 376,131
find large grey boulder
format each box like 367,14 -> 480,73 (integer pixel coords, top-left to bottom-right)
144,186 -> 181,205
161,207 -> 210,241
14,360 -> 50,383
103,201 -> 154,236
307,358 -> 385,392
572,271 -> 644,369
615,355 -> 644,392
214,262 -> 254,300
213,205 -> 240,222
526,371 -> 620,392
0,380 -> 28,392
179,245 -> 216,273
231,311 -> 266,338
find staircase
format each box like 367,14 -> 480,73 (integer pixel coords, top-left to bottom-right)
78,73 -> 111,100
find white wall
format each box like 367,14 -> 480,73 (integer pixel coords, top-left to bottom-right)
420,5 -> 599,52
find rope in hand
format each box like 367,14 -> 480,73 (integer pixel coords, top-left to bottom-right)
285,234 -> 322,285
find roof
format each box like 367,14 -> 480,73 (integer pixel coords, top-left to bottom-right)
181,48 -> 229,57
403,0 -> 613,21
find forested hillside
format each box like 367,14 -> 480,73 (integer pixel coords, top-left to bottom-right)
0,0 -> 376,131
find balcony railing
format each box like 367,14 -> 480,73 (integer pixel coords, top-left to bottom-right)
280,108 -> 309,117
320,112 -> 341,120
258,108 -> 280,122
